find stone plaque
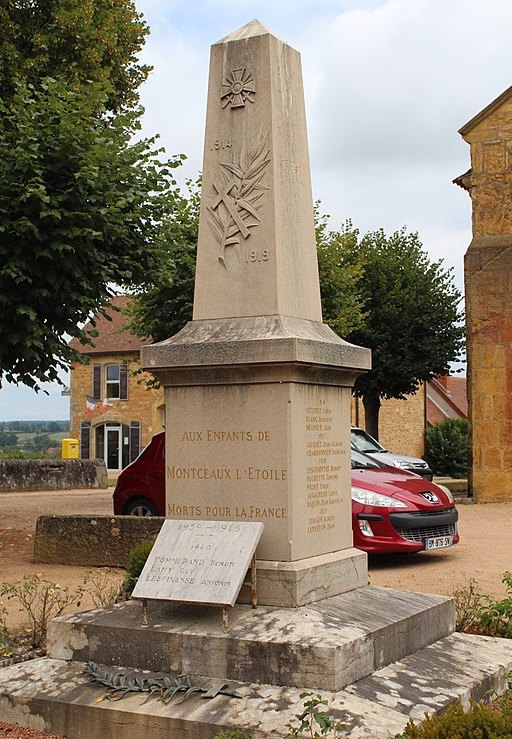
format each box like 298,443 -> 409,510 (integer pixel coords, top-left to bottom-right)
132,519 -> 264,607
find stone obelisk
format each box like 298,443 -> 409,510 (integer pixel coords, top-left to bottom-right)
142,20 -> 371,607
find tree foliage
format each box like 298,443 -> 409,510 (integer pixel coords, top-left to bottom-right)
0,0 -> 149,112
344,228 -> 464,438
129,179 -> 201,342
425,418 -> 468,478
315,207 -> 365,338
0,1 -> 186,389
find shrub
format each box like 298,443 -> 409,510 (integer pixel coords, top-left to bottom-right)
0,574 -> 84,649
396,692 -> 512,738
453,572 -> 512,639
425,418 -> 468,478
122,539 -> 156,596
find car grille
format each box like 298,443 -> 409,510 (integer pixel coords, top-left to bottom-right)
395,522 -> 457,543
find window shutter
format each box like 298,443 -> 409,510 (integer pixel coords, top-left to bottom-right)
93,365 -> 101,401
120,364 -> 128,400
129,421 -> 141,463
80,422 -> 91,459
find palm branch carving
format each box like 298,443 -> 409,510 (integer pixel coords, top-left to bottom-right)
207,129 -> 270,269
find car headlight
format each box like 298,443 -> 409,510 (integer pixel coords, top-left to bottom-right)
351,486 -> 407,508
436,484 -> 454,504
390,458 -> 409,469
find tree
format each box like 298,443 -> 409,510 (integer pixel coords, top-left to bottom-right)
129,179 -> 201,342
0,77 -> 185,388
345,228 -> 464,439
0,0 -> 189,390
0,431 -> 18,448
315,208 -> 366,338
0,0 -> 150,112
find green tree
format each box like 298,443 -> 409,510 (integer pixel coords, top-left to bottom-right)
315,207 -> 366,338
129,179 -> 201,342
0,431 -> 18,448
27,433 -> 53,452
0,77 -> 184,389
425,418 -> 468,478
0,0 -> 149,112
345,228 -> 464,439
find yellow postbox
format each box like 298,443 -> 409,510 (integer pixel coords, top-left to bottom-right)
61,438 -> 79,459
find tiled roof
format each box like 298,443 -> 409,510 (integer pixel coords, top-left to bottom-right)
426,376 -> 467,426
68,296 -> 147,355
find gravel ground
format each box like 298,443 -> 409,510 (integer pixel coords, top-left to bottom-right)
1,488 -> 512,737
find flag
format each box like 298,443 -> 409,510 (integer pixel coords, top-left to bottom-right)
85,396 -> 96,416
100,398 -> 112,415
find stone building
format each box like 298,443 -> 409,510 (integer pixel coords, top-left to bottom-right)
68,296 -> 164,471
456,85 -> 512,501
351,377 -> 467,460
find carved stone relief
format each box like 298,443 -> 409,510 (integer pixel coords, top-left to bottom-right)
221,68 -> 255,109
207,129 -> 270,269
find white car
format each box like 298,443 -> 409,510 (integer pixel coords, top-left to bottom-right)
351,427 -> 433,480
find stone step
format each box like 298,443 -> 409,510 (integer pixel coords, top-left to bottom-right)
1,633 -> 512,739
47,586 -> 455,691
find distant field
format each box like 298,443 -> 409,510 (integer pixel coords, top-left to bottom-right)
14,431 -> 69,447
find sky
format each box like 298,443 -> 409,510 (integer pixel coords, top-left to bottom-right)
2,0 -> 512,421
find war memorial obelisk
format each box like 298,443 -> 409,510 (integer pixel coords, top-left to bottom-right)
4,22 -> 509,739
142,19 -> 370,605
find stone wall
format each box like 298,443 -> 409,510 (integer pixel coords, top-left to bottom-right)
461,89 -> 512,501
0,459 -> 107,492
34,515 -> 163,567
70,352 -> 164,458
351,388 -> 426,458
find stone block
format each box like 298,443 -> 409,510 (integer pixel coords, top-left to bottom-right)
33,515 -> 164,567
0,459 -> 107,492
3,631 -> 512,738
47,586 -> 455,692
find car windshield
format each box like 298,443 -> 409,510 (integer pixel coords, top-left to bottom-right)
351,428 -> 386,454
351,449 -> 386,469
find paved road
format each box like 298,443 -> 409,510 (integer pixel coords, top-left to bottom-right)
0,490 -> 511,629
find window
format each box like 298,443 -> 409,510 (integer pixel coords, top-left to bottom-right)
92,363 -> 128,402
106,364 -> 120,399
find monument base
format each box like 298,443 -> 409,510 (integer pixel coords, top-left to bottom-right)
4,632 -> 512,739
238,548 -> 367,607
47,586 -> 454,691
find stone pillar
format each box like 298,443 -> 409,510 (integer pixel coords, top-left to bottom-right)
458,87 -> 512,502
142,20 -> 371,606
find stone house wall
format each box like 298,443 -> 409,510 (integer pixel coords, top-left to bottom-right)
460,87 -> 512,501
70,352 -> 164,467
351,388 -> 426,458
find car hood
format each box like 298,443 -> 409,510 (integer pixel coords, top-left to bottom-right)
351,466 -> 450,505
364,450 -> 429,468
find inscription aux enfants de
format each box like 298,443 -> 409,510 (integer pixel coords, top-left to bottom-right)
167,401 -> 345,535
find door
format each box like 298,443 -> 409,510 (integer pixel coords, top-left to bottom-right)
105,426 -> 122,471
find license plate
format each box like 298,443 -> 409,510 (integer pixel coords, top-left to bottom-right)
424,535 -> 453,550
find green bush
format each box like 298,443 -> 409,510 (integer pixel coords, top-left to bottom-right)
453,572 -> 512,638
122,539 -> 156,596
425,418 -> 468,478
396,692 -> 512,738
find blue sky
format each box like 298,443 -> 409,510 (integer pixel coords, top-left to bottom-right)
2,0 -> 512,421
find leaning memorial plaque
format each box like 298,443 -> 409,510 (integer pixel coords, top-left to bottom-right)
132,519 -> 264,607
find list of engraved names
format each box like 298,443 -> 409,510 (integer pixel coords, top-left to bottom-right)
305,398 -> 343,535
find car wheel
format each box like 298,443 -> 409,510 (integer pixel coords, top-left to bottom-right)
125,497 -> 159,516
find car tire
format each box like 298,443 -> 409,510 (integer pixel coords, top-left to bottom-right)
124,497 -> 160,516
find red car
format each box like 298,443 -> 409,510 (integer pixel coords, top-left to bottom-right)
113,433 -> 459,555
